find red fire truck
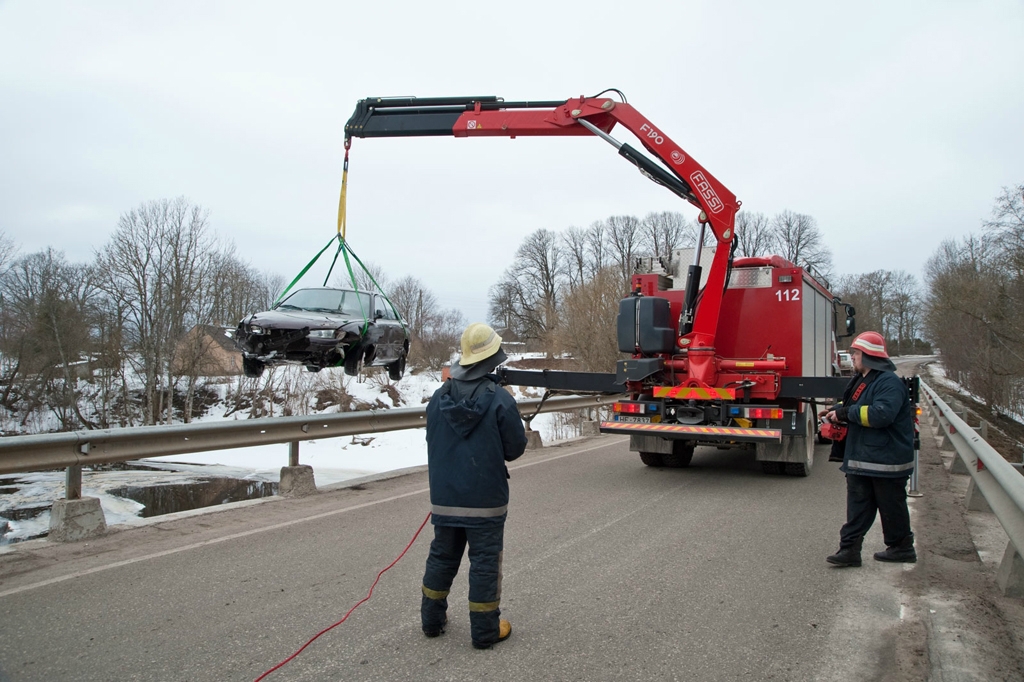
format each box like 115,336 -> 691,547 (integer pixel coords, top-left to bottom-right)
344,93 -> 855,476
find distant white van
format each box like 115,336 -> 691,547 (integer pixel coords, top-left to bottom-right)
837,351 -> 854,376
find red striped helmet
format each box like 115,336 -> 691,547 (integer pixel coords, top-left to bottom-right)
850,331 -> 888,359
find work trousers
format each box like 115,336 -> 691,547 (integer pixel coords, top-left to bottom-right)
839,473 -> 912,548
421,524 -> 504,646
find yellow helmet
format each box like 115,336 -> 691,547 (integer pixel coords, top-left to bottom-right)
458,323 -> 503,366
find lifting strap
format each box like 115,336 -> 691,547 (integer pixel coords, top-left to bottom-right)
273,136 -> 407,337
337,137 -> 350,240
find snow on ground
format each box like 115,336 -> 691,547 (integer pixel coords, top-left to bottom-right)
926,361 -> 1024,425
926,363 -> 988,406
0,357 -> 567,545
148,361 -> 560,479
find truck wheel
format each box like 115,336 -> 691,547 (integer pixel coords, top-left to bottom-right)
639,452 -> 664,467
662,441 -> 695,468
784,409 -> 816,477
761,461 -> 784,475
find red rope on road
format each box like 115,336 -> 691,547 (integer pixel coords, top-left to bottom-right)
254,511 -> 433,681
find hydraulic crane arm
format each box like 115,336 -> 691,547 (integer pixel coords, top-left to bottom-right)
344,94 -> 740,355
344,95 -> 738,243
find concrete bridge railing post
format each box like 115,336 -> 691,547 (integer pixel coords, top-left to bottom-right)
280,441 -> 317,497
49,464 -> 107,543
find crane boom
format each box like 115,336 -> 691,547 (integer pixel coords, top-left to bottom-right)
344,94 -> 739,360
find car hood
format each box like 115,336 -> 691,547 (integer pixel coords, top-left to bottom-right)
244,309 -> 364,329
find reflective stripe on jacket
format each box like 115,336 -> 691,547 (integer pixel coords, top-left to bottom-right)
838,369 -> 915,478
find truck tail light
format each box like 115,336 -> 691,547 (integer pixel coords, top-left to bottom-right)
614,402 -> 658,414
728,406 -> 783,420
746,408 -> 783,419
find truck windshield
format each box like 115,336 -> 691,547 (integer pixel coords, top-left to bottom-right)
276,289 -> 371,316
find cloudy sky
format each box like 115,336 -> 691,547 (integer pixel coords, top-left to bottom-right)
1,1 -> 1021,323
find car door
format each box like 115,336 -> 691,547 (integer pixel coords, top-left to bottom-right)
374,294 -> 397,361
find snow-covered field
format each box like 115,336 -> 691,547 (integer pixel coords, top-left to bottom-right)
0,357 -> 566,545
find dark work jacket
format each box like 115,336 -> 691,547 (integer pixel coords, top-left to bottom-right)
836,369 -> 915,478
426,375 -> 528,527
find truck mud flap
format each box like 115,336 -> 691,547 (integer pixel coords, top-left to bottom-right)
599,421 -> 782,443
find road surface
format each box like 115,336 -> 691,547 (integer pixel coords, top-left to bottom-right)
1,357 -> 1022,680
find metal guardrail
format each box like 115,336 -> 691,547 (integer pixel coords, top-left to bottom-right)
920,380 -> 1024,595
0,394 -> 619,477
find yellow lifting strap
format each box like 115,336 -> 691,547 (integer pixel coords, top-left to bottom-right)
337,137 -> 351,240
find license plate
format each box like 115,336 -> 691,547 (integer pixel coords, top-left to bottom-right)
617,416 -> 652,424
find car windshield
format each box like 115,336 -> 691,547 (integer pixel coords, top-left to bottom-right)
276,289 -> 371,316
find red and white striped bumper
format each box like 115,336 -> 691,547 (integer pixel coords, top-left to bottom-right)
600,421 -> 782,443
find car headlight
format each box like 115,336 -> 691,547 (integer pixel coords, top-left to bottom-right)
308,329 -> 336,339
249,325 -> 264,335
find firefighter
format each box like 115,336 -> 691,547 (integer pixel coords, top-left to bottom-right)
822,331 -> 916,567
420,323 -> 528,649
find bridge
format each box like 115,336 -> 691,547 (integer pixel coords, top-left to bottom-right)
1,359 -> 1023,681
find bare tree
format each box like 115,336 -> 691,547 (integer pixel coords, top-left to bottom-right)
0,231 -> 18,275
887,270 -> 921,353
90,293 -> 129,428
333,259 -> 390,295
606,214 -> 642,285
924,234 -> 1011,412
95,197 -> 219,425
835,270 -> 893,340
202,249 -> 280,326
0,230 -> 20,415
487,276 -> 523,339
0,249 -> 98,430
259,270 -> 286,310
733,211 -> 774,258
556,266 -> 626,372
640,211 -> 688,274
488,229 -> 564,352
770,210 -> 832,274
388,275 -> 439,341
584,220 -> 607,278
985,184 -> 1024,282
417,307 -> 465,373
562,226 -> 589,293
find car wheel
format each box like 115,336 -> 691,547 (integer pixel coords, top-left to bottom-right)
243,357 -> 265,378
344,350 -> 364,377
306,365 -> 321,373
387,352 -> 407,381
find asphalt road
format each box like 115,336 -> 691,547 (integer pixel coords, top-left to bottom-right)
0,427 -> 926,682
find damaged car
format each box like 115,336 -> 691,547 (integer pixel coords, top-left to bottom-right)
234,287 -> 409,379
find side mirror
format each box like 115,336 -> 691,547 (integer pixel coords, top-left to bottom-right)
374,309 -> 385,320
844,305 -> 856,337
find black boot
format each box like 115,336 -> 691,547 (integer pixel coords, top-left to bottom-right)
827,540 -> 862,567
874,534 -> 917,563
423,616 -> 448,638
